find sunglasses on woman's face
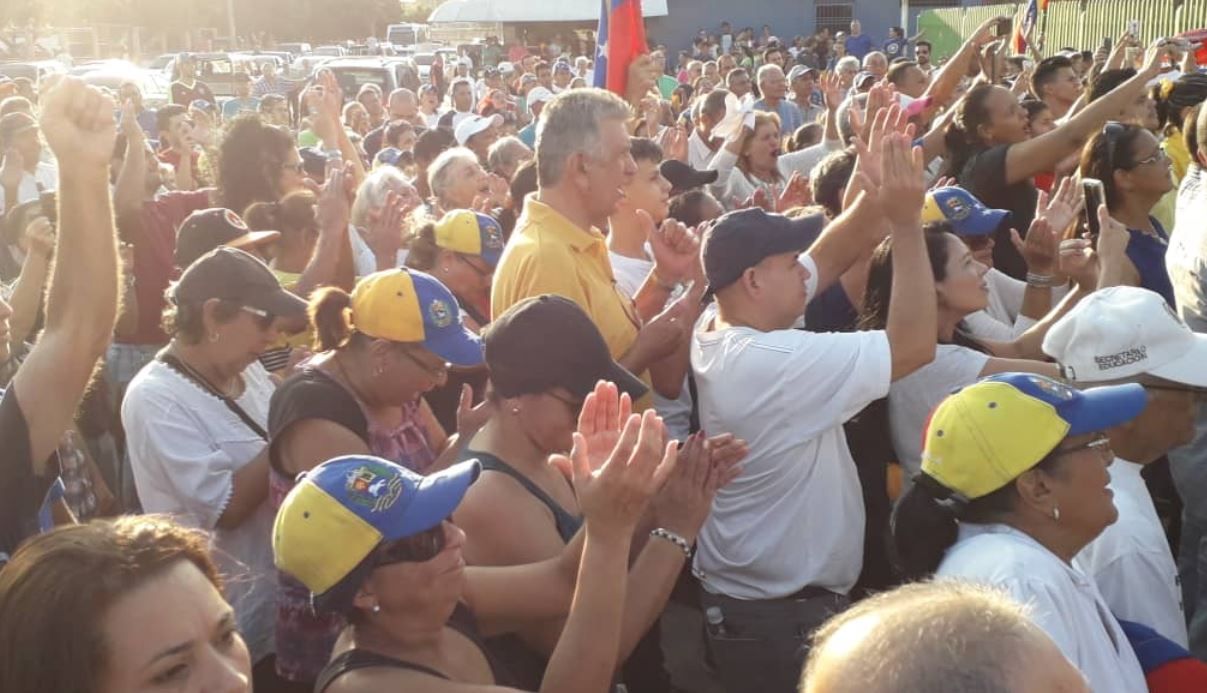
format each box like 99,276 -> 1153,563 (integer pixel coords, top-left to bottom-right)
241,306 -> 276,330
375,522 -> 447,566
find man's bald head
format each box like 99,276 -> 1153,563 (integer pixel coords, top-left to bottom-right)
801,581 -> 1089,693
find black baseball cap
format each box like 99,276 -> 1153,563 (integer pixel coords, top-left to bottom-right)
660,160 -> 719,196
173,246 -> 307,316
702,208 -> 824,297
0,112 -> 36,147
174,208 -> 281,269
484,295 -> 648,401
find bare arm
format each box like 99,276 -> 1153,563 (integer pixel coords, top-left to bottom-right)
290,165 -> 350,298
115,101 -> 147,216
214,448 -> 271,529
12,78 -> 120,470
923,17 -> 996,113
1006,42 -> 1171,184
6,219 -> 52,344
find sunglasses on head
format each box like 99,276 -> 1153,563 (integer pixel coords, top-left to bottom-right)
375,521 -> 447,566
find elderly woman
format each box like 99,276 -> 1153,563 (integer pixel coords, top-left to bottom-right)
0,515 -> 253,692
892,373 -> 1150,693
342,101 -> 371,138
349,166 -> 422,276
121,248 -> 308,685
427,146 -> 504,216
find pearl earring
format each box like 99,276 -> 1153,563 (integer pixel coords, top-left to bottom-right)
511,407 -> 520,414
1052,506 -> 1061,522
209,332 -> 219,342
372,603 -> 381,613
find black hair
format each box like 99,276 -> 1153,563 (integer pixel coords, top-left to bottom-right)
891,450 -> 1064,580
943,84 -> 997,178
414,127 -> 456,166
162,297 -> 241,344
916,40 -> 932,51
1021,98 -> 1049,122
1078,121 -> 1150,211
1088,68 -> 1136,103
860,224 -> 989,354
1155,73 -> 1207,133
1030,56 -> 1074,99
788,123 -> 823,152
810,147 -> 857,218
886,61 -> 920,88
630,137 -> 664,165
384,120 -> 414,149
1185,104 -> 1203,158
216,114 -> 296,218
667,189 -> 720,227
155,104 -> 187,136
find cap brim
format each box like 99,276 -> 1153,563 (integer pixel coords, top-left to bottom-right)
426,325 -> 485,367
1064,383 -> 1148,436
957,209 -> 1009,236
387,460 -> 481,540
247,286 -> 308,317
1148,334 -> 1207,388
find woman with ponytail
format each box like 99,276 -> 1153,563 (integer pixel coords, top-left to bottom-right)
891,372 -> 1148,693
945,41 -> 1177,279
264,268 -> 488,689
1154,73 -> 1207,185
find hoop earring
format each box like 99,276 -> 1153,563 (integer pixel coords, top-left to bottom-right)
208,332 -> 219,343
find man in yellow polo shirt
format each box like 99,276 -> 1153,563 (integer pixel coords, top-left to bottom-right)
492,88 -> 699,401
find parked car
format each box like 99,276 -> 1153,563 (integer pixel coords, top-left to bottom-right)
318,57 -> 420,101
80,69 -> 170,109
0,60 -> 68,84
162,52 -> 238,97
276,42 -> 312,58
311,45 -> 347,58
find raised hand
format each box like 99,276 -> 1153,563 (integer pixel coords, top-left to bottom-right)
656,123 -> 689,163
38,77 -> 117,167
1011,217 -> 1058,276
119,98 -> 141,139
455,383 -> 494,441
776,170 -> 812,212
1058,237 -> 1097,289
645,211 -> 700,285
1035,176 -> 1084,239
1094,204 -> 1130,274
632,288 -> 693,364
651,433 -> 732,540
363,190 -> 406,264
820,71 -> 843,111
315,162 -> 352,233
573,380 -> 634,474
1142,39 -> 1176,79
879,131 -> 926,229
551,409 -> 677,540
25,217 -> 56,259
0,146 -> 23,189
487,173 -> 510,207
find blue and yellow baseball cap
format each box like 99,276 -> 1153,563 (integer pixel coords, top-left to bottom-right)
434,210 -> 505,269
273,455 -> 480,609
919,373 -> 1147,500
350,268 -> 484,367
920,186 -> 1009,237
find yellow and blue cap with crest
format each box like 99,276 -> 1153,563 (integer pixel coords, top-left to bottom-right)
920,373 -> 1146,500
273,455 -> 480,606
350,268 -> 484,367
434,210 -> 505,269
921,186 -> 1009,237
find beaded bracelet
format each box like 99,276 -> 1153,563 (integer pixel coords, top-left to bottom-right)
650,528 -> 692,557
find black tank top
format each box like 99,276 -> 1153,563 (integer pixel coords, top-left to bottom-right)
465,449 -> 583,543
314,603 -> 508,691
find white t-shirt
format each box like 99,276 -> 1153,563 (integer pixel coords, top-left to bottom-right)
608,249 -> 693,442
0,161 -> 58,215
688,129 -> 719,172
707,141 -> 840,209
1076,458 -> 1188,647
122,359 -> 278,662
939,524 -> 1147,693
692,291 -> 892,598
350,224 -> 408,277
889,344 -> 989,481
1169,164 -> 1207,333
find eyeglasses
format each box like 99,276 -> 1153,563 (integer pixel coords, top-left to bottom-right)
1052,433 -> 1114,461
456,253 -> 492,278
1131,148 -> 1168,168
281,161 -> 305,174
375,521 -> 447,566
547,389 -> 585,416
241,306 -> 276,330
401,347 -> 449,380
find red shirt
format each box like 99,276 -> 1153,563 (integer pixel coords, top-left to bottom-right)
116,189 -> 212,345
157,148 -> 202,173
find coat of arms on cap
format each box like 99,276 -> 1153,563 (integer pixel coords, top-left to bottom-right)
1027,375 -> 1075,401
944,195 -> 971,221
428,299 -> 453,328
483,223 -> 503,250
345,463 -> 404,512
223,209 -> 248,229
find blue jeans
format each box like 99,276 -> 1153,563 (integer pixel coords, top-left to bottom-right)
1169,400 -> 1207,659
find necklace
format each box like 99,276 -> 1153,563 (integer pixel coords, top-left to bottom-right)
167,345 -> 243,399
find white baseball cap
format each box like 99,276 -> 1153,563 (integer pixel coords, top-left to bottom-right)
526,86 -> 555,106
454,113 -> 504,146
498,61 -> 515,74
1042,286 -> 1207,387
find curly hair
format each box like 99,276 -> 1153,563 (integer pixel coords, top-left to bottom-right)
217,113 -> 296,218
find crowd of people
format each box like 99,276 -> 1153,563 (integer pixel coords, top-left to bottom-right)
6,10 -> 1207,693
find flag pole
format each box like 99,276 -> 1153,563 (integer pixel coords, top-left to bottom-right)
1037,2 -> 1049,57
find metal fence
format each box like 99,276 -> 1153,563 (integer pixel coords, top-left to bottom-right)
919,0 -> 1207,60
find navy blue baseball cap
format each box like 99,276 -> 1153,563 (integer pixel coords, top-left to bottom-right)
921,186 -> 1009,236
702,207 -> 824,297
